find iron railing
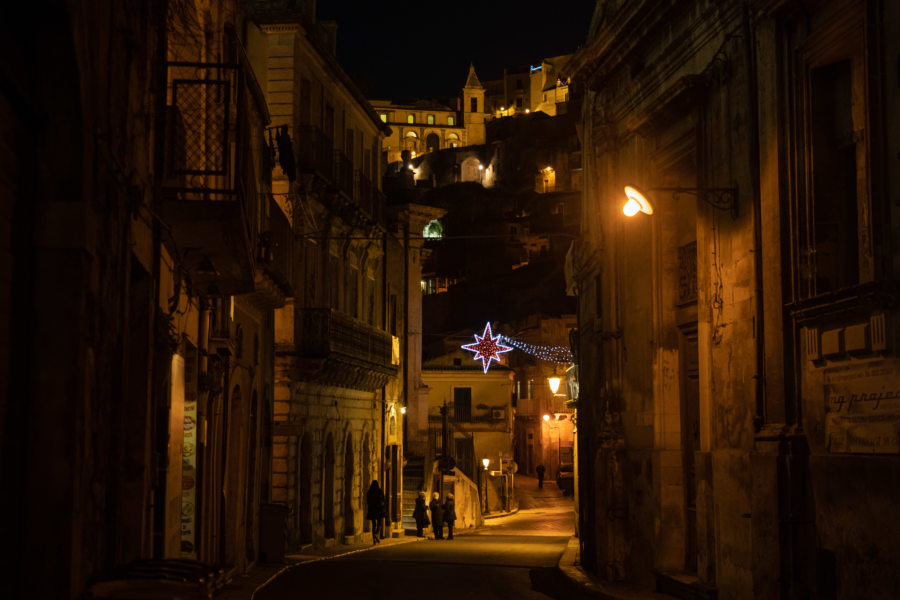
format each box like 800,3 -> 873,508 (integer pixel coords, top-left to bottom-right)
260,195 -> 293,290
333,149 -> 353,199
296,125 -> 334,180
297,308 -> 393,369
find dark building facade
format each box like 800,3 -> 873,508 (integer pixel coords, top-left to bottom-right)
0,0 -> 421,597
567,0 -> 899,598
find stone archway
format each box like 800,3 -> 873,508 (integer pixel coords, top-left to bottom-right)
426,132 -> 440,154
323,432 -> 335,539
362,432 -> 371,532
299,433 -> 313,544
343,433 -> 355,536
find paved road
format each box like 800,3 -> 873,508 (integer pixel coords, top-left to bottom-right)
256,476 -> 576,600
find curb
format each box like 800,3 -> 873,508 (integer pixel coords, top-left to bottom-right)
555,537 -> 675,600
483,508 -> 520,520
249,536 -> 422,599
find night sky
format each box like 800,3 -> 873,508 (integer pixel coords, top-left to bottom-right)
316,0 -> 596,101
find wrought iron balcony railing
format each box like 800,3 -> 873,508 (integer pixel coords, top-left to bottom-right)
333,149 -> 354,200
296,125 -> 334,181
160,58 -> 270,295
295,308 -> 397,390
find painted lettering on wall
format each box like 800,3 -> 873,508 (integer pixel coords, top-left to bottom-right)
824,358 -> 900,454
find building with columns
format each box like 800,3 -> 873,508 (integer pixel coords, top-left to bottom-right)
566,1 -> 900,598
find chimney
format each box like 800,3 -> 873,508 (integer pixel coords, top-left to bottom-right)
319,21 -> 338,55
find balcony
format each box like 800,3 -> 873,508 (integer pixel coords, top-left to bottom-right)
333,149 -> 354,200
294,308 -> 397,390
296,125 -> 334,182
161,60 -> 267,296
248,195 -> 293,309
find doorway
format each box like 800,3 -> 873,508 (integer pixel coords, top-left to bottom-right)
344,434 -> 355,537
323,433 -> 335,539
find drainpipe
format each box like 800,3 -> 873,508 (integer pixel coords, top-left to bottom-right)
743,1 -> 766,430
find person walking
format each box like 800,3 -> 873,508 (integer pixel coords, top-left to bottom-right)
428,492 -> 444,539
536,464 -> 546,489
366,480 -> 386,544
412,491 -> 429,537
442,493 -> 457,540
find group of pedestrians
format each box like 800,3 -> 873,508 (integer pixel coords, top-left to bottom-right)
413,491 -> 456,540
366,480 -> 458,543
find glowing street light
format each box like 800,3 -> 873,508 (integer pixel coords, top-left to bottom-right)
623,185 -> 654,216
547,377 -> 561,395
543,413 -> 551,422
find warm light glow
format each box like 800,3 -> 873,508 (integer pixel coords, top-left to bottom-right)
407,164 -> 414,171
482,458 -> 490,469
543,413 -> 551,422
548,377 -> 561,394
525,109 -> 530,113
623,185 -> 654,216
500,106 -> 505,111
400,406 -> 407,415
478,164 -> 484,170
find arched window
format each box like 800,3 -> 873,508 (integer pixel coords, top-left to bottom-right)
447,116 -> 455,126
447,133 -> 459,140
407,114 -> 415,124
405,131 -> 417,138
427,114 -> 434,125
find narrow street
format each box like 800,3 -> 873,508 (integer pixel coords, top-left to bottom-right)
256,476 -> 576,600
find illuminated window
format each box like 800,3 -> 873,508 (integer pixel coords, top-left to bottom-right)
423,219 -> 443,239
407,114 -> 415,124
447,116 -> 454,126
405,131 -> 417,138
379,113 -> 387,122
447,133 -> 459,140
427,114 -> 434,125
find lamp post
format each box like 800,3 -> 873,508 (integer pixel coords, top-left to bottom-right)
481,458 -> 490,514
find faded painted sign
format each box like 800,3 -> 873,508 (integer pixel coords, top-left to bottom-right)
825,358 -> 900,454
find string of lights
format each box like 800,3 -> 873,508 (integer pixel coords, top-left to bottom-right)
499,335 -> 574,364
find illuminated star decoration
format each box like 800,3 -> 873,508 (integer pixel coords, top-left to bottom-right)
461,322 -> 513,373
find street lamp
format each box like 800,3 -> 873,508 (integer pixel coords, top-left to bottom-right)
481,458 -> 490,513
547,377 -> 561,395
542,413 -> 550,422
622,185 -> 738,218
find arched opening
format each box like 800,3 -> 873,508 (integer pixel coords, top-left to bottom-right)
245,390 -> 258,561
299,433 -> 312,544
362,433 -> 371,532
323,433 -> 335,539
426,132 -> 440,154
224,385 -> 243,565
343,434 -> 354,536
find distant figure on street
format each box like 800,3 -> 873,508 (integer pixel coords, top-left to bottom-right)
536,464 -> 546,489
429,492 -> 444,539
412,491 -> 429,537
366,480 -> 386,544
442,493 -> 457,540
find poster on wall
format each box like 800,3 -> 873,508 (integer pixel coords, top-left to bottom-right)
181,355 -> 198,558
825,358 -> 900,454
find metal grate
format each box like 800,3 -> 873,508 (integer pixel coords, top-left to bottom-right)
171,78 -> 230,175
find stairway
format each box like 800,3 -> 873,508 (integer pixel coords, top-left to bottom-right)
401,456 -> 426,532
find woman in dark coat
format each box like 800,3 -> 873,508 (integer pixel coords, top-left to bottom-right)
428,492 -> 444,539
442,493 -> 457,540
366,480 -> 386,544
412,491 -> 429,537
